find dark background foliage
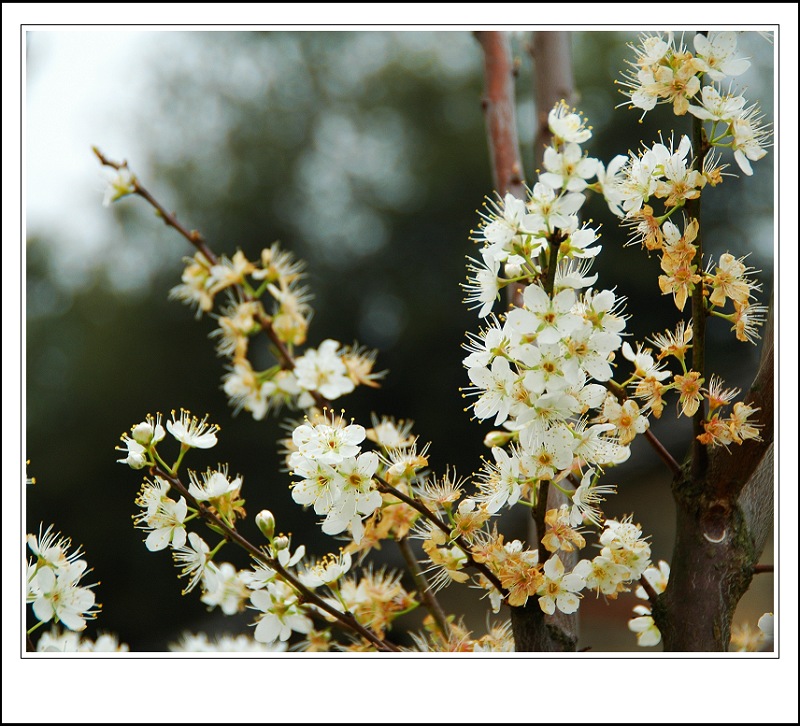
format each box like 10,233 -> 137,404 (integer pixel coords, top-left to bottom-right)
25,30 -> 774,651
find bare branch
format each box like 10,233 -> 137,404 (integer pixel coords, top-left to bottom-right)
474,32 -> 526,199
528,32 -> 575,169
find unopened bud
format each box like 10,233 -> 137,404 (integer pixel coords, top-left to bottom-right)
483,430 -> 513,448
132,422 -> 155,446
273,534 -> 290,551
256,510 -> 276,540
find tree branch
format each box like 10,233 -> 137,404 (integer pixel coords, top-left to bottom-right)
94,147 -> 332,412
528,31 -> 575,169
374,476 -> 505,594
396,536 -> 452,641
474,31 -> 526,199
660,299 -> 774,651
153,464 -> 399,652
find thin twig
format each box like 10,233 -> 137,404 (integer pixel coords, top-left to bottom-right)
153,465 -> 399,652
396,537 -> 452,641
533,480 -> 550,564
93,147 -> 218,264
752,563 -> 774,575
638,574 -> 659,605
605,380 -> 682,477
94,148 -> 331,412
374,476 -> 505,594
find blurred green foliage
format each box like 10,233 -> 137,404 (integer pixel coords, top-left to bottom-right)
26,30 -> 773,650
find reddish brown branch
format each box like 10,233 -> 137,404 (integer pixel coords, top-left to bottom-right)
94,147 -> 331,411
528,32 -> 575,169
752,564 -> 773,574
474,32 -> 526,199
605,380 -> 682,476
93,147 -> 218,264
638,574 -> 659,604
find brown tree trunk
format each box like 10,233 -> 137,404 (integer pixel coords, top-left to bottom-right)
659,309 -> 774,651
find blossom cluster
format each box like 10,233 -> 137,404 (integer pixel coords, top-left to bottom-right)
26,525 -> 99,633
90,31 -> 773,654
593,32 -> 768,449
464,102 -> 636,515
167,242 -> 382,421
619,31 -> 769,178
117,408 -> 428,649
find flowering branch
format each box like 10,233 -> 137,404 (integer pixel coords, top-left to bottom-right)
375,475 -> 505,593
92,147 -> 218,265
93,147 -> 333,413
685,112 -> 710,479
152,463 -> 400,652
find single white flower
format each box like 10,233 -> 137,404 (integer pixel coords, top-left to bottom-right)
134,477 -> 188,552
31,562 -> 98,631
172,532 -> 212,594
298,551 -> 353,589
693,32 -> 750,81
131,415 -> 166,447
636,560 -> 671,599
167,409 -> 219,449
294,339 -> 355,400
569,469 -> 616,527
250,580 -> 313,643
463,252 -> 502,319
291,414 -> 365,465
540,143 -> 599,192
548,101 -> 592,144
115,435 -> 148,469
102,166 -> 136,206
537,555 -> 586,615
629,604 -> 662,646
467,355 -> 518,425
187,466 -> 242,502
201,562 -> 250,615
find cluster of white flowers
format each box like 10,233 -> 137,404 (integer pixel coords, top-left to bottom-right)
169,631 -> 287,652
464,103 -> 637,522
288,412 -> 383,544
26,525 -> 99,632
604,134 -> 706,219
35,627 -> 129,652
164,236 -> 383,421
464,107 -> 604,321
619,32 -> 769,176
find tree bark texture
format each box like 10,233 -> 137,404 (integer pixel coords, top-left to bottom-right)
659,308 -> 774,651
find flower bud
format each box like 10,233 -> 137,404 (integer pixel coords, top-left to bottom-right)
132,422 -> 155,446
483,430 -> 513,448
256,510 -> 276,540
272,534 -> 290,551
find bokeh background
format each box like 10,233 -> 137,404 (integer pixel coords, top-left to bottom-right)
25,30 -> 775,652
